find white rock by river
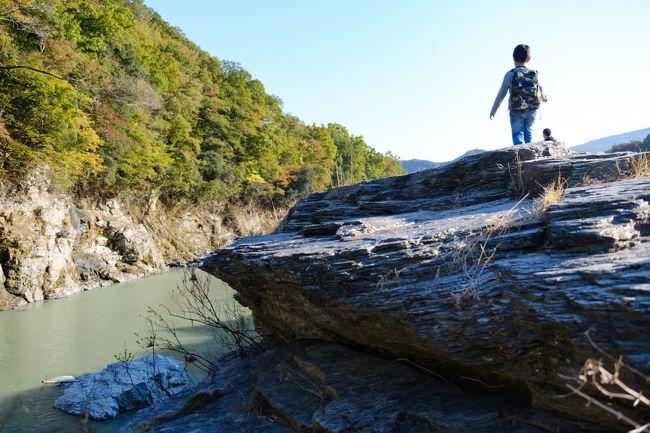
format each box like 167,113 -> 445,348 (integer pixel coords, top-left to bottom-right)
53,354 -> 190,421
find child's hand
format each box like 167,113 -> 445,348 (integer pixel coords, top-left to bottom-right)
490,115 -> 494,120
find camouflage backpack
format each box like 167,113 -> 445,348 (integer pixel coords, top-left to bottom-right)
510,68 -> 541,112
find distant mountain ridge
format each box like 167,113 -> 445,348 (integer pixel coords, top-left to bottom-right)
570,127 -> 650,153
401,149 -> 485,173
404,128 -> 650,173
400,159 -> 443,173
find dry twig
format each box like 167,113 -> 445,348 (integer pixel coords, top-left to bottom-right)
563,329 -> 650,433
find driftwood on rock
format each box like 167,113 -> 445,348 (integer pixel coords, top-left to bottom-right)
200,143 -> 650,431
42,375 -> 76,384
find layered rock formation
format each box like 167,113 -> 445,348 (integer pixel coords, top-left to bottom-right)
125,341 -> 590,433
0,167 -> 264,310
194,143 -> 650,432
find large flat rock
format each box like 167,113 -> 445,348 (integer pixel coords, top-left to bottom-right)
201,143 -> 650,430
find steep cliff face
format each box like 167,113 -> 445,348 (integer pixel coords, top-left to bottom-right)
201,143 -> 650,431
0,168 -> 243,310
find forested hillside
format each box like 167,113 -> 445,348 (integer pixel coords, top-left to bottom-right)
0,0 -> 403,204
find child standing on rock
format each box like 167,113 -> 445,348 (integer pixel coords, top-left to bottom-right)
490,44 -> 547,145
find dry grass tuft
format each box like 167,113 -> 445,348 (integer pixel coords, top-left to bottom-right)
448,198 -> 528,309
485,195 -> 528,236
614,152 -> 650,180
450,285 -> 481,309
629,153 -> 650,178
581,174 -> 598,186
529,178 -> 566,220
449,239 -> 496,309
485,212 -> 513,237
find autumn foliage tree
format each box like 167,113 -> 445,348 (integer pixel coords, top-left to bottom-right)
0,0 -> 404,202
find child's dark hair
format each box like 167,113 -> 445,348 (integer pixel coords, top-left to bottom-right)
543,128 -> 552,137
513,44 -> 531,63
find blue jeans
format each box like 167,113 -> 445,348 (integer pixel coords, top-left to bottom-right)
509,110 -> 537,145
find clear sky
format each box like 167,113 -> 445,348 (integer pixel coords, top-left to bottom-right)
143,0 -> 650,162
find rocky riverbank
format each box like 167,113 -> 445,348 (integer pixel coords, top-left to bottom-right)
124,341 -> 590,433
0,167 -> 279,310
126,142 -> 649,432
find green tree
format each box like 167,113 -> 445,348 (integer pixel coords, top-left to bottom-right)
0,0 -> 405,203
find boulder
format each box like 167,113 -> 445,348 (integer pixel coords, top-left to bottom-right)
53,354 -> 190,420
201,143 -> 650,430
0,287 -> 25,310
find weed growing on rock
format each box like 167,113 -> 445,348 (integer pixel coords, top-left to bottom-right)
629,153 -> 650,178
113,342 -> 135,364
450,240 -> 495,309
485,195 -> 528,236
113,342 -> 137,388
529,177 -> 566,220
376,268 -> 404,290
615,152 -> 650,180
448,198 -> 527,309
581,174 -> 597,186
507,150 -> 526,197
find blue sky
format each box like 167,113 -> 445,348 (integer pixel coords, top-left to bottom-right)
144,0 -> 650,161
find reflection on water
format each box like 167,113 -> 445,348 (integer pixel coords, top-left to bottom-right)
0,269 -> 240,433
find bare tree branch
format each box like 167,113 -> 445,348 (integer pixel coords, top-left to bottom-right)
585,328 -> 650,383
0,65 -> 67,81
562,329 -> 650,433
566,384 -> 648,432
138,267 -> 266,375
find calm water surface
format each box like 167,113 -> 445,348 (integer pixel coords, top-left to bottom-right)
0,269 -> 240,433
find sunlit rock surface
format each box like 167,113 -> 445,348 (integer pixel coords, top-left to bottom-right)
0,167 -> 235,309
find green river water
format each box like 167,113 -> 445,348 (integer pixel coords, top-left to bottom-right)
0,269 -> 239,433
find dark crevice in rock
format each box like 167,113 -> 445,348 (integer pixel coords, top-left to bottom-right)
0,248 -> 9,279
393,412 -> 455,432
151,390 -> 224,426
240,390 -> 295,430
